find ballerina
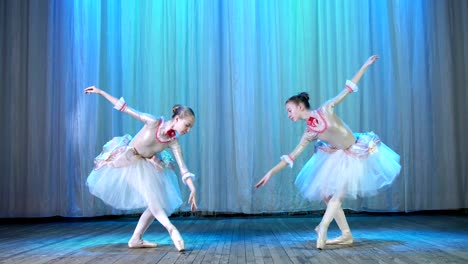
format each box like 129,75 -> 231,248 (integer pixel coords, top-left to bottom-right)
255,55 -> 401,249
84,86 -> 197,251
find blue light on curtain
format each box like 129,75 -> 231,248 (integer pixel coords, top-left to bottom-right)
0,0 -> 467,217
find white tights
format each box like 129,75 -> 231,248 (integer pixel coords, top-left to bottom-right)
323,198 -> 350,233
130,205 -> 174,241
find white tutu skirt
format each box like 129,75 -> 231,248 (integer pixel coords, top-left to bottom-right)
294,132 -> 401,201
86,135 -> 183,214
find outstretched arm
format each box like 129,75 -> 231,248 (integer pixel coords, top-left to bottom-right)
350,55 -> 379,84
254,160 -> 289,189
84,86 -> 156,124
255,133 -> 314,189
84,86 -> 120,104
169,142 -> 198,211
328,55 -> 380,107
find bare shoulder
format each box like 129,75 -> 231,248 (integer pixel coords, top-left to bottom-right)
142,114 -> 161,127
319,100 -> 334,113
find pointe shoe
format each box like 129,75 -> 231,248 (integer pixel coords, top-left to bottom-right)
128,239 -> 158,248
326,231 -> 353,245
168,226 -> 185,252
315,225 -> 327,250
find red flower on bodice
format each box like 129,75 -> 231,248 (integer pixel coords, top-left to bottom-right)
166,129 -> 176,138
307,116 -> 319,127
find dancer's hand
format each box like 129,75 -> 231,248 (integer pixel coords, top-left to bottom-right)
84,86 -> 102,95
188,190 -> 197,211
363,55 -> 379,68
255,172 -> 273,189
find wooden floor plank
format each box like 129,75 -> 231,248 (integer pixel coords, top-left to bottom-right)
0,214 -> 467,264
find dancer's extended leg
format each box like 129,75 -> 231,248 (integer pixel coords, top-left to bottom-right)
326,206 -> 353,245
147,203 -> 185,252
316,197 -> 343,249
128,208 -> 157,248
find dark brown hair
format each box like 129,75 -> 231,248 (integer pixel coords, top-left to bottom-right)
285,92 -> 310,109
172,104 -> 195,119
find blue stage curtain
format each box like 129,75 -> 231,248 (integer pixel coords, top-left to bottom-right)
0,0 -> 467,217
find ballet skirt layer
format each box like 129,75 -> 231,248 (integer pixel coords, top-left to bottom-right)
294,132 -> 401,200
86,135 -> 182,214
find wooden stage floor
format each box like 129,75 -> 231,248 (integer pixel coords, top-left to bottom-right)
0,213 -> 467,264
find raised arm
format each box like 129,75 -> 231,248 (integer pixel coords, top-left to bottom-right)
84,86 -> 157,124
327,55 -> 380,107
